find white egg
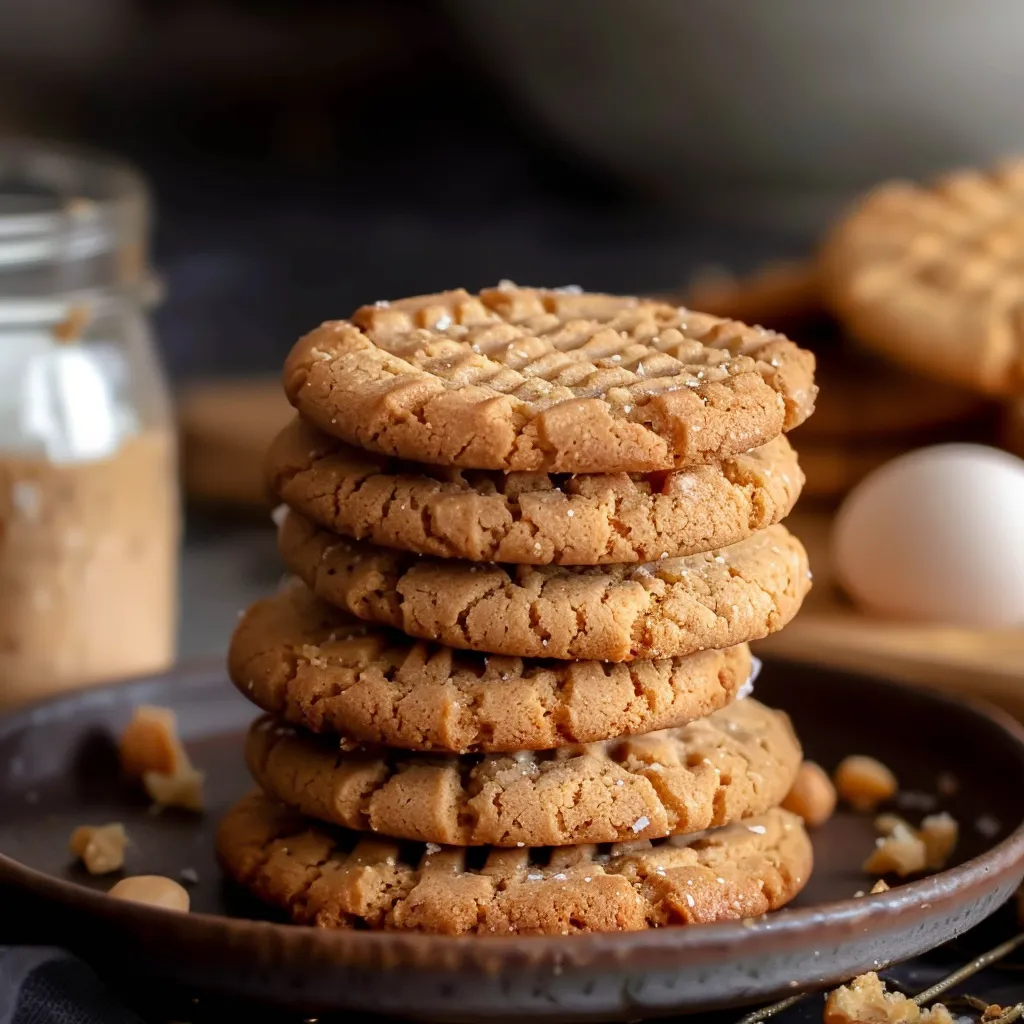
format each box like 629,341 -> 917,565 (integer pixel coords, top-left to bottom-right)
832,444 -> 1024,627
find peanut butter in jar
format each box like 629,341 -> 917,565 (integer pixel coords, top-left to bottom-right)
0,141 -> 179,707
0,431 -> 178,706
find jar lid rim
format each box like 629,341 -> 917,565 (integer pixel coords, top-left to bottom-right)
0,138 -> 149,271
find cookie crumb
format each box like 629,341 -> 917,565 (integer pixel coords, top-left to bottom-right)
121,705 -> 204,812
119,705 -> 188,779
824,972 -> 954,1024
144,764 -> 205,813
870,879 -> 891,894
834,755 -> 897,812
70,823 -> 128,875
782,760 -> 837,827
864,812 -> 957,878
863,818 -> 928,877
919,813 -> 958,870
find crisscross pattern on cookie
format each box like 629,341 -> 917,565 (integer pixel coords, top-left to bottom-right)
284,285 -> 816,472
267,417 -> 804,564
229,583 -> 752,752
278,514 -> 810,662
245,697 -> 800,847
217,793 -> 811,934
821,162 -> 1024,394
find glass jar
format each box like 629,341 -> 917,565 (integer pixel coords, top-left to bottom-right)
0,140 -> 179,707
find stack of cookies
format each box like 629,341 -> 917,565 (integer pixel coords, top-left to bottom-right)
217,284 -> 819,936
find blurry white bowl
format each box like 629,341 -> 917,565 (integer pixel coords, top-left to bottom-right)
447,0 -> 1024,230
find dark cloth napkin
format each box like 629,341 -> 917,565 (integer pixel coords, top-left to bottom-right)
0,949 -> 140,1024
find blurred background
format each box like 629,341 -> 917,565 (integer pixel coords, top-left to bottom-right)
1,0 -> 1023,703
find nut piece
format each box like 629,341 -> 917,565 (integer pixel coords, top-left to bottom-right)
108,875 -> 190,912
143,765 -> 205,813
824,972 -> 954,1024
69,824 -> 128,875
918,812 -> 958,871
782,760 -> 837,827
865,812 -> 959,878
834,755 -> 897,812
120,703 -> 204,812
119,706 -> 187,778
863,817 -> 928,877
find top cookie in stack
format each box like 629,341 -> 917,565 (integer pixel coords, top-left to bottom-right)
282,283 -> 815,473
219,284 -> 818,936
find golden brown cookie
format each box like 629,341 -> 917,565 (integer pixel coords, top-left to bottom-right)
820,161 -> 1024,396
283,285 -> 817,473
217,792 -> 812,934
228,583 -> 753,753
245,698 -> 800,847
278,514 -> 810,662
266,418 -> 804,565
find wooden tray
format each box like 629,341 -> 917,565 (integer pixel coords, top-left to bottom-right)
758,510 -> 1024,718
177,377 -> 291,508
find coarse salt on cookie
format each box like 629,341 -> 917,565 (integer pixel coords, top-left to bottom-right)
228,584 -> 755,753
265,417 -> 806,565
216,793 -> 812,935
242,698 -> 801,847
276,515 -> 810,662
282,285 -> 816,474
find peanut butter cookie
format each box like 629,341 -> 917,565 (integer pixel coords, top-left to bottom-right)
217,792 -> 812,934
266,418 -> 804,564
245,698 -> 800,847
820,161 -> 1024,396
283,285 -> 816,473
229,582 -> 753,753
278,514 -> 809,662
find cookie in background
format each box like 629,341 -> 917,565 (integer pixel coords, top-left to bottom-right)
819,159 -> 1024,397
682,261 -> 1001,502
681,233 -> 1024,710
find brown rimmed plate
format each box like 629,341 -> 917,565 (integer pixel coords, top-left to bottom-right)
1,660 -> 1023,1021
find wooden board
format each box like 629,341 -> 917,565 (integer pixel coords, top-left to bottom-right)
177,377 -> 292,509
757,510 -> 1024,718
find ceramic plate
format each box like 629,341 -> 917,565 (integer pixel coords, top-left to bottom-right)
1,660 -> 1023,1021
